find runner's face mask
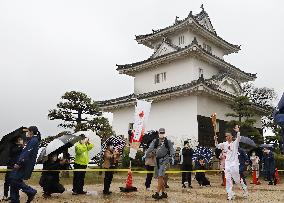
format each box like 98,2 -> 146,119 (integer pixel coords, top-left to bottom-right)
159,133 -> 165,139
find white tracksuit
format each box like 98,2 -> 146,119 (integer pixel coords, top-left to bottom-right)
216,133 -> 248,199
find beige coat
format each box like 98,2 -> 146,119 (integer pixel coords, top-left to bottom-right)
103,149 -> 119,169
145,152 -> 156,166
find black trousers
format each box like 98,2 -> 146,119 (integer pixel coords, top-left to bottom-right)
145,165 -> 154,188
195,172 -> 210,186
103,169 -> 114,193
4,171 -> 11,197
267,170 -> 276,184
40,175 -> 65,195
72,163 -> 87,193
181,165 -> 192,186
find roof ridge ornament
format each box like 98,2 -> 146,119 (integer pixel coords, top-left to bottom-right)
198,73 -> 205,83
192,37 -> 198,45
175,16 -> 180,24
201,4 -> 204,11
188,11 -> 193,18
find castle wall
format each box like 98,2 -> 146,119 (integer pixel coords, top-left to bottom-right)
110,96 -> 199,148
134,57 -> 219,94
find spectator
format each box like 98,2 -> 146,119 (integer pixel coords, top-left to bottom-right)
250,151 -> 261,184
144,151 -> 155,190
9,126 -> 41,203
263,147 -> 276,185
180,141 -> 194,188
39,153 -> 69,198
195,157 -> 210,186
72,136 -> 94,195
102,143 -> 120,195
2,136 -> 24,201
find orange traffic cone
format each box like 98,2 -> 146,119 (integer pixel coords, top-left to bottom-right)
275,168 -> 280,184
223,176 -> 226,187
120,162 -> 137,192
252,170 -> 257,184
126,169 -> 133,188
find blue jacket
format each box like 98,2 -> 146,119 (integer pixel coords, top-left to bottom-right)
263,151 -> 275,174
10,136 -> 40,180
238,148 -> 249,173
7,144 -> 23,169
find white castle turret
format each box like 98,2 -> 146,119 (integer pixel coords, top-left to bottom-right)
98,6 -> 266,147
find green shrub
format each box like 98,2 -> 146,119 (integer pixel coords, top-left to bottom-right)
121,147 -> 144,168
275,153 -> 284,170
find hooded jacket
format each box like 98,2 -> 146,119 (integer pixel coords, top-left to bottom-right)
11,136 -> 40,180
74,142 -> 94,166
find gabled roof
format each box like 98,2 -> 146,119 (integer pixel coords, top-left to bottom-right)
150,38 -> 179,59
97,74 -> 269,115
135,7 -> 240,54
116,37 -> 256,82
194,7 -> 216,33
97,76 -> 224,110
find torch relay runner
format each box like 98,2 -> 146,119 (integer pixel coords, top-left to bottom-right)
214,125 -> 248,200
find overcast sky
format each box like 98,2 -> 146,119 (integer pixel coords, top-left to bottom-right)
0,0 -> 283,137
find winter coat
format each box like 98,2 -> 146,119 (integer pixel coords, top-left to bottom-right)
11,136 -> 40,180
180,147 -> 193,166
41,159 -> 68,181
74,142 -> 94,166
145,151 -> 156,166
7,143 -> 23,169
146,138 -> 175,166
102,149 -> 120,169
263,151 -> 275,174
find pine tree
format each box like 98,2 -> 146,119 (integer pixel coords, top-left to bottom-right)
48,91 -> 112,139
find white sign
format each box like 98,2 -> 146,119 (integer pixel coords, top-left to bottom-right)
129,100 -> 151,159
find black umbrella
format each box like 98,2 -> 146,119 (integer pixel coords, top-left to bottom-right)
140,130 -> 158,149
248,147 -> 263,159
37,134 -> 84,163
101,135 -> 126,153
0,127 -> 27,166
259,144 -> 274,149
240,136 -> 257,147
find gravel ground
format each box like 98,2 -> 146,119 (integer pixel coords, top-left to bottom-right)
1,174 -> 284,203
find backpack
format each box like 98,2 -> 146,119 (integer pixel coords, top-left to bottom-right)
153,138 -> 170,156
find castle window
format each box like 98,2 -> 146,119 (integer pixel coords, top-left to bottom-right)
203,43 -> 212,54
154,72 -> 167,84
178,35 -> 184,45
199,68 -> 204,78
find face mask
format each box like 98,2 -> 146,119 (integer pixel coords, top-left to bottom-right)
159,134 -> 165,139
110,146 -> 114,151
18,139 -> 24,145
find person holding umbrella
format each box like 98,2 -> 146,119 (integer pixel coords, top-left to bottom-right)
180,140 -> 194,188
250,151 -> 261,184
262,147 -> 276,185
214,125 -> 248,200
102,142 -> 120,195
195,156 -> 210,186
9,126 -> 41,203
72,135 -> 94,195
238,148 -> 249,186
2,136 -> 24,201
39,153 -> 69,198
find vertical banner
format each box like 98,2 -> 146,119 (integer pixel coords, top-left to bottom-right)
129,100 -> 151,159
